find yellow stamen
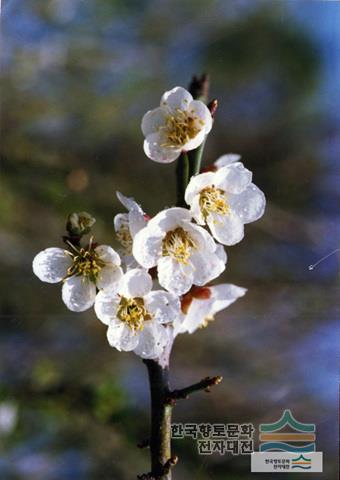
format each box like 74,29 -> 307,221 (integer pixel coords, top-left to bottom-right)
66,246 -> 105,282
160,108 -> 202,148
117,297 -> 152,332
162,227 -> 196,264
199,186 -> 229,219
116,221 -> 133,255
200,316 -> 215,329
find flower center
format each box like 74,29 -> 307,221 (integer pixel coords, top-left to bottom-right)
67,247 -> 105,282
199,186 -> 229,219
162,227 -> 196,264
160,109 -> 203,148
116,221 -> 133,255
117,297 -> 152,332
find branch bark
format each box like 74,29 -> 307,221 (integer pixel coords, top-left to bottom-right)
143,359 -> 175,480
168,376 -> 223,403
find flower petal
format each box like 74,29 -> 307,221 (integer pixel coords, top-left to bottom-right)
184,171 -> 216,205
128,209 -> 148,238
215,163 -> 252,194
183,129 -> 206,152
173,313 -> 187,336
96,265 -> 123,290
62,276 -> 96,312
190,194 -> 205,225
183,221 -> 216,252
95,245 -> 121,266
214,153 -> 241,169
116,191 -> 142,213
228,183 -> 266,224
133,322 -> 168,359
157,256 -> 194,295
119,268 -> 152,298
215,243 -> 228,264
181,297 -> 214,334
189,100 -> 213,134
94,290 -> 120,325
190,250 -> 226,286
141,107 -> 167,137
144,290 -> 180,324
32,247 -> 71,284
148,207 -> 192,232
114,212 -> 129,233
182,283 -> 246,334
144,133 -> 181,163
160,86 -> 193,112
107,322 -> 139,351
207,211 -> 244,246
209,284 -> 247,313
132,226 -> 163,268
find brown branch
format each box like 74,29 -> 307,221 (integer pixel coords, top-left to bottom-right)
167,376 -> 223,402
144,359 -> 174,479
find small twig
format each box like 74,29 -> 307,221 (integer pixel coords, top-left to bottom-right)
162,455 -> 178,475
167,376 -> 223,402
137,456 -> 178,480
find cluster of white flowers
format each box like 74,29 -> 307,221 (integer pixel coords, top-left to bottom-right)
33,86 -> 265,363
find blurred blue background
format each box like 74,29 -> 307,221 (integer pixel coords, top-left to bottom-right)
0,0 -> 339,479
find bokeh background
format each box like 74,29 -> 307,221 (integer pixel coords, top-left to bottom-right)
0,0 -> 339,479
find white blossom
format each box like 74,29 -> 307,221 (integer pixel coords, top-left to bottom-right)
94,269 -> 180,359
175,284 -> 247,334
114,191 -> 148,269
141,86 -> 212,163
132,207 -> 226,296
185,160 -> 266,245
33,240 -> 123,312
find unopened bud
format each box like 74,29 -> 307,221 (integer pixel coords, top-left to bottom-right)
66,211 -> 96,237
208,99 -> 218,117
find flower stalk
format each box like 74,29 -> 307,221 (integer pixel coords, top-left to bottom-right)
175,152 -> 189,207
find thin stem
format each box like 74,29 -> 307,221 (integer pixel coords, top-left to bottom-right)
176,152 -> 189,207
168,375 -> 223,402
188,140 -> 206,178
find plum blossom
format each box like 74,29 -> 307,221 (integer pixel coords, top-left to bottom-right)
132,207 -> 226,296
94,269 -> 180,359
114,191 -> 148,268
33,239 -> 123,312
141,86 -> 212,163
185,160 -> 266,246
175,284 -> 247,335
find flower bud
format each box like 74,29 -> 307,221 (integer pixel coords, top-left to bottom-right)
66,211 -> 96,237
